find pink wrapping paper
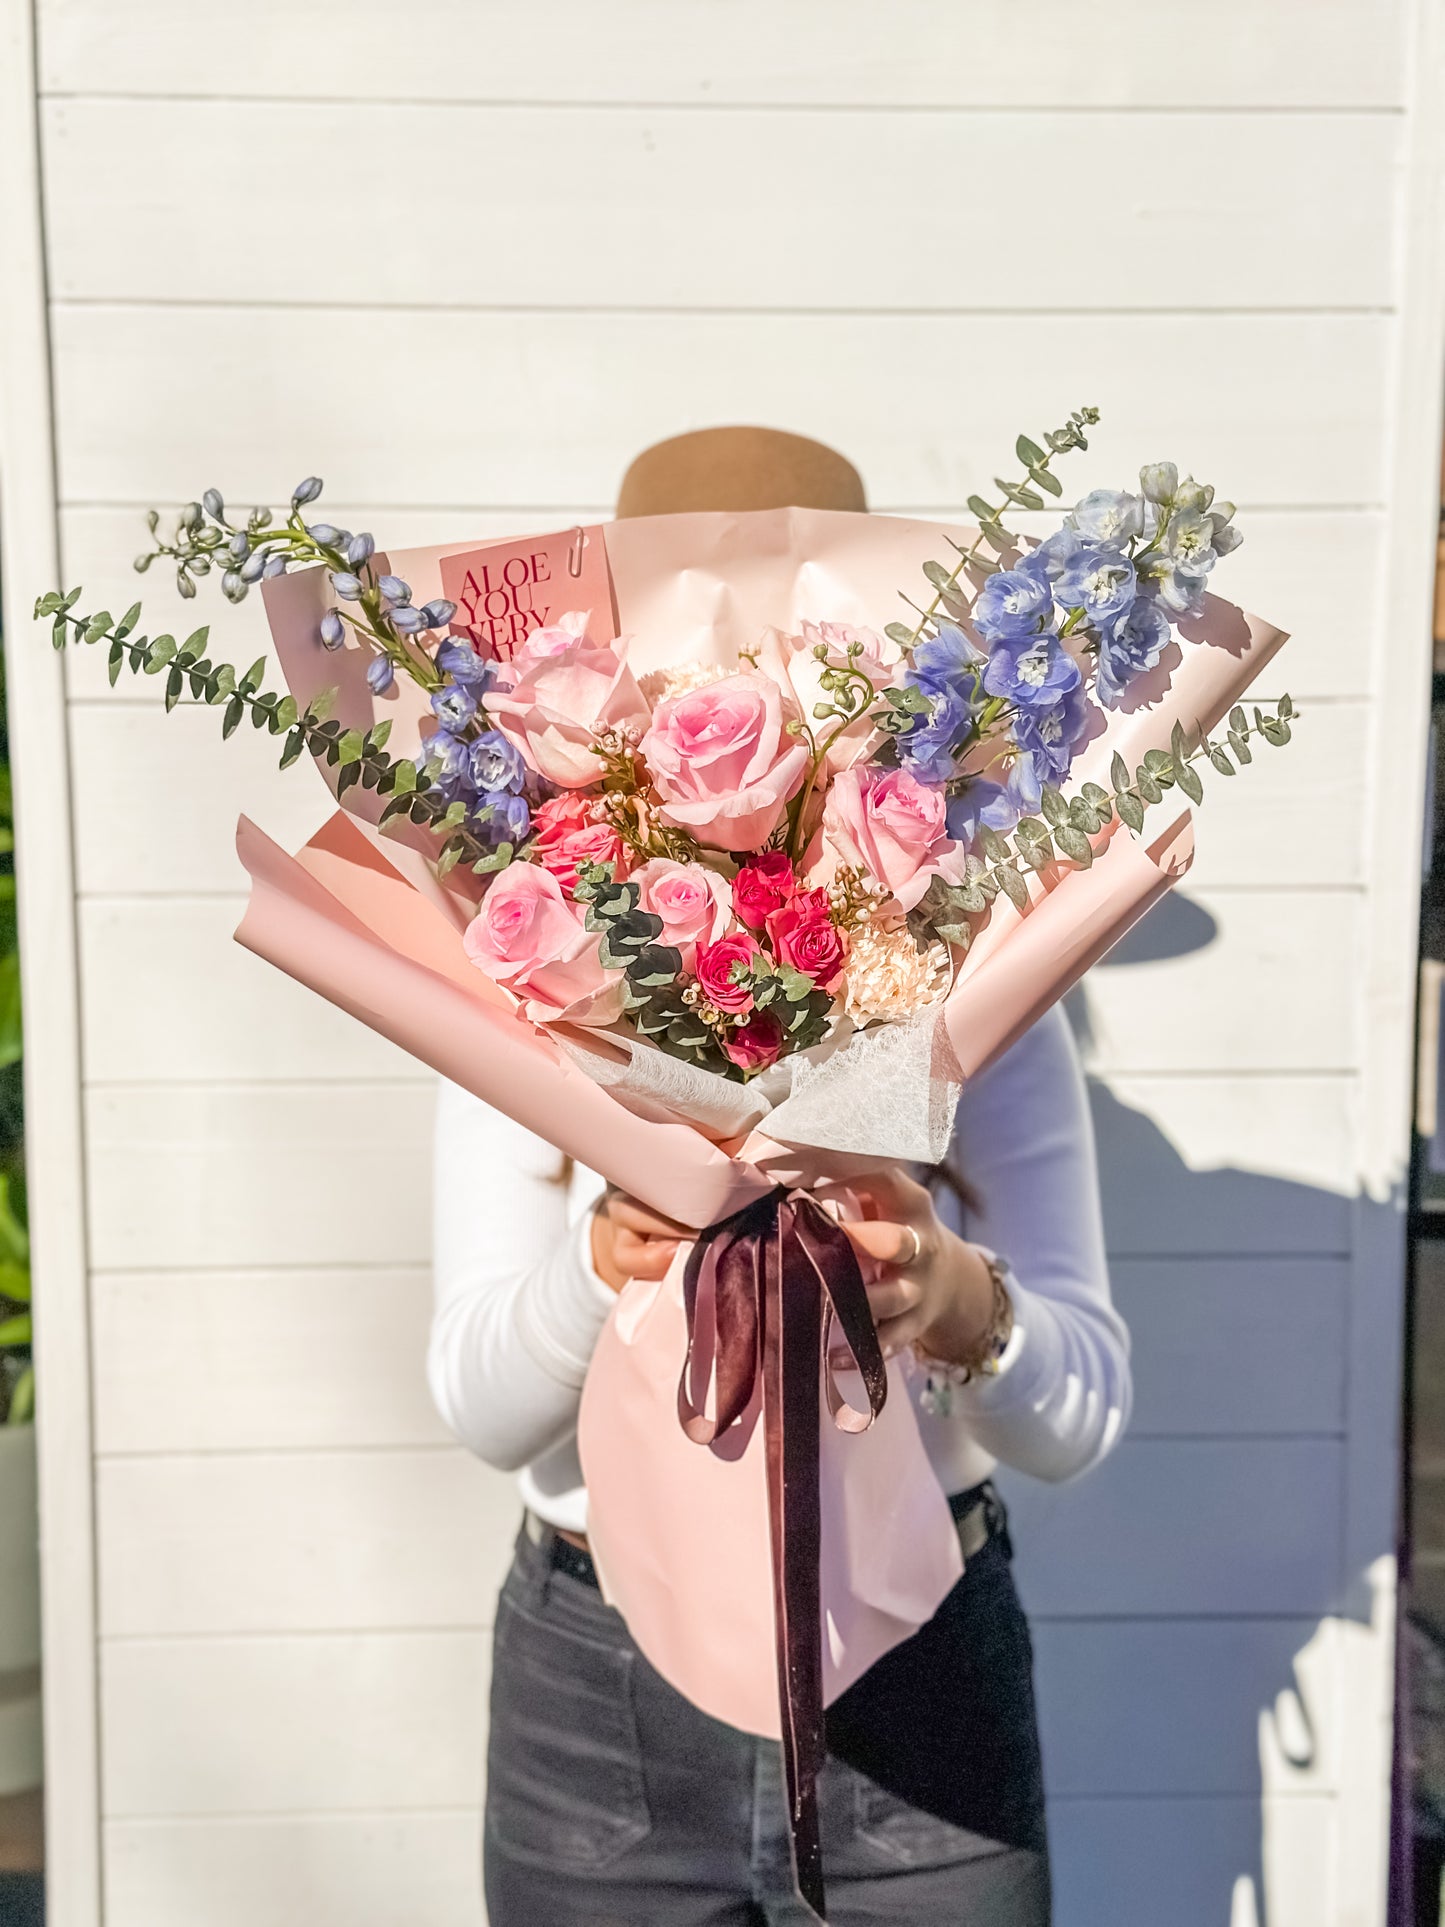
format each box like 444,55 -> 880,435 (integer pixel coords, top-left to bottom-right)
239,507 -> 1288,1732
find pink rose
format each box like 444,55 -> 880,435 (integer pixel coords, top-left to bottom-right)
640,670 -> 810,853
820,764 -> 950,912
485,624 -> 650,789
723,1010 -> 784,1075
632,858 -> 731,965
462,863 -> 621,1023
732,850 -> 797,930
765,889 -> 847,991
695,932 -> 761,1014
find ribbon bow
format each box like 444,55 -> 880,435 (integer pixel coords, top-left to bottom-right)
677,1187 -> 888,1922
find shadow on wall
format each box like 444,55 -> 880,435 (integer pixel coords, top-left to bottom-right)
989,892 -> 1392,1927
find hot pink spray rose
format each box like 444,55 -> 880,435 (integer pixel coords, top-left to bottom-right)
695,932 -> 761,1014
462,862 -> 621,1023
723,1010 -> 785,1074
631,858 -> 731,965
820,764 -> 952,912
640,670 -> 810,853
765,888 -> 847,991
485,621 -> 650,789
732,850 -> 796,930
530,794 -> 631,898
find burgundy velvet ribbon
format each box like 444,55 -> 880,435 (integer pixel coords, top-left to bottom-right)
677,1188 -> 888,1922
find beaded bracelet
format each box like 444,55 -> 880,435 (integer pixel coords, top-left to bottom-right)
913,1249 -> 1015,1418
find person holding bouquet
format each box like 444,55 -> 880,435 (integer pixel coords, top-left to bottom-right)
428,430 -> 1133,1927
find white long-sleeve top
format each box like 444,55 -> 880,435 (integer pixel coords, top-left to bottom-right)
429,1005 -> 1130,1534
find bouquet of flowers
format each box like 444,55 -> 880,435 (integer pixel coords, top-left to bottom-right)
37,407 -> 1292,1918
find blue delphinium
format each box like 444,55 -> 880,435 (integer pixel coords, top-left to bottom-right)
1095,599 -> 1172,708
1069,488 -> 1145,548
366,655 -> 396,697
972,566 -> 1052,642
945,777 -> 1022,845
1016,524 -> 1082,585
476,792 -> 530,845
470,729 -> 526,794
1055,544 -> 1136,632
982,631 -> 1081,711
908,621 -> 980,691
430,681 -> 478,733
897,682 -> 974,785
437,640 -> 492,688
1011,684 -> 1090,789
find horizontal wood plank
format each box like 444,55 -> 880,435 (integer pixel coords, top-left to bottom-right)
77,886 -> 1359,1086
65,694 -> 1362,903
1003,1437 -> 1344,1616
1115,1256 -> 1349,1437
57,502 -> 1367,707
98,1610 -> 1341,1820
36,0 -> 1406,107
1090,1072 -> 1356,1258
104,1811 -> 483,1927
96,1450 -> 517,1637
1035,1616 -> 1329,1797
84,1082 -> 434,1271
83,1071 -> 1358,1272
50,305 -> 1389,512
87,1249 -> 1346,1460
1049,1794 -> 1333,1927
100,1631 -> 489,1816
43,100 -> 1398,313
103,1795 -> 1334,1927
90,1268 -> 448,1454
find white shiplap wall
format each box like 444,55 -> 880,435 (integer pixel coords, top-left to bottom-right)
3,2 -> 1442,1923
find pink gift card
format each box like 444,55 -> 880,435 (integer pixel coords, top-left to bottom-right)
440,523 -> 615,662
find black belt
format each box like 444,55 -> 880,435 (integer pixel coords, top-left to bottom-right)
525,1478 -> 1010,1591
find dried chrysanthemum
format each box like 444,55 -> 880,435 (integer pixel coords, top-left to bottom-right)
842,920 -> 951,1024
638,660 -> 732,705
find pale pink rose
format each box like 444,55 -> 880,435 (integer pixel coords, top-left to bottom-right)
640,670 -> 810,853
820,764 -> 950,912
631,858 -> 731,965
463,863 -> 622,1024
485,625 -> 650,789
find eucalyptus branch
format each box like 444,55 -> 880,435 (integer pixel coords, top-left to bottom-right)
38,593 -> 511,878
918,698 -> 1296,943
887,406 -> 1101,654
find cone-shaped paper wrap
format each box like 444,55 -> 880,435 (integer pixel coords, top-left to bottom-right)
238,509 -> 1286,1891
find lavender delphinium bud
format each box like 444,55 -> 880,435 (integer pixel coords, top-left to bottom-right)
346,532 -> 375,568
307,523 -> 341,547
366,655 -> 397,697
419,599 -> 457,629
377,574 -> 411,605
133,553 -> 153,573
188,555 -> 211,576
222,571 -> 247,604
262,553 -> 288,578
292,476 -> 324,506
239,551 -> 267,583
477,793 -> 530,844
391,604 -> 426,634
176,568 -> 198,599
319,609 -> 346,649
330,571 -> 363,601
180,501 -> 203,532
202,488 -> 225,520
228,532 -> 250,562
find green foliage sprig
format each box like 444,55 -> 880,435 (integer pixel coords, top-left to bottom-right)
888,406 -> 1101,650
38,592 -> 513,879
914,701 -> 1295,944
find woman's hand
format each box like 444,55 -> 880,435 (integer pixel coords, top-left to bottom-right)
837,1167 -> 999,1367
590,1188 -> 691,1294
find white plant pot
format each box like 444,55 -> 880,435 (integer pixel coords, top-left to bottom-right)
0,1422 -> 42,1794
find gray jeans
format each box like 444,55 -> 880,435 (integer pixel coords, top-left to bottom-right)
483,1508 -> 1050,1926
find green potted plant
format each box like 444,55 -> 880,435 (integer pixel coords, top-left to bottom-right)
0,659 -> 39,1796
